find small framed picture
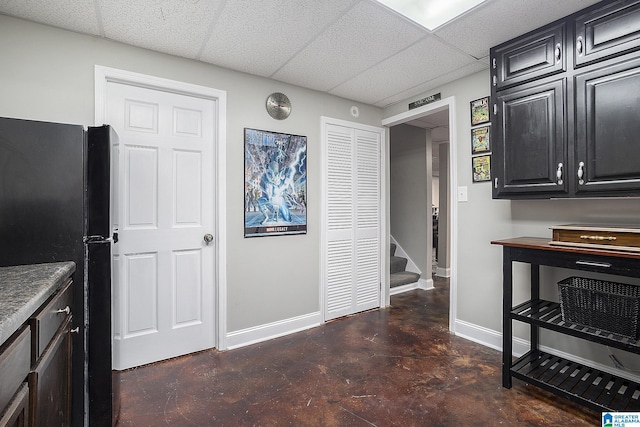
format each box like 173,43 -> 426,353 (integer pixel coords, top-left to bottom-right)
470,96 -> 490,126
472,155 -> 491,183
471,126 -> 491,154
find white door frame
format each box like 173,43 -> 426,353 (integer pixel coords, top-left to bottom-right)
94,65 -> 228,350
382,97 -> 458,333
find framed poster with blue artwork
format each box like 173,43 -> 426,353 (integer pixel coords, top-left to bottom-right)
244,128 -> 307,237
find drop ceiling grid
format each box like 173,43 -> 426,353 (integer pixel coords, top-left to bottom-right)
377,61 -> 488,108
0,0 -> 100,36
434,0 -> 603,59
271,0 -> 426,93
99,0 -> 223,58
330,36 -> 479,105
199,0 -> 358,77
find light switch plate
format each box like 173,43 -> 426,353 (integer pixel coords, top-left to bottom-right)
457,186 -> 468,202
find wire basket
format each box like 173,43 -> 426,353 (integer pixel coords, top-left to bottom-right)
558,276 -> 640,339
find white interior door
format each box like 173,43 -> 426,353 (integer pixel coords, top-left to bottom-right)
107,82 -> 216,370
323,120 -> 382,321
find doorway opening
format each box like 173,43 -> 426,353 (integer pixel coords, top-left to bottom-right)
383,97 -> 457,332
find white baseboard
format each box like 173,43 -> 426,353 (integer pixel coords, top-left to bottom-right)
454,319 -> 640,384
226,311 -> 322,350
435,266 -> 450,278
389,278 -> 433,296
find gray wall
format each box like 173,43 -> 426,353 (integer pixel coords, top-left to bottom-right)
389,124 -> 429,277
437,143 -> 450,273
0,15 -> 383,333
385,70 -> 640,370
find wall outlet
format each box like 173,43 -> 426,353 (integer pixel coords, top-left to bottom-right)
457,186 -> 468,202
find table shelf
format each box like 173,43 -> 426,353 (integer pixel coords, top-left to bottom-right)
511,299 -> 640,354
512,350 -> 640,412
493,237 -> 640,412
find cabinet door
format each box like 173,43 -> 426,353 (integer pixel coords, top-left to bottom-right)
0,383 -> 29,427
492,22 -> 566,90
493,78 -> 567,198
574,56 -> 640,195
574,0 -> 640,67
28,317 -> 72,427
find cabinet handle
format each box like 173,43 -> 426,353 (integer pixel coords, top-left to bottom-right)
576,260 -> 612,268
555,43 -> 561,63
556,162 -> 563,185
580,235 -> 617,241
492,75 -> 497,86
55,306 -> 70,315
576,36 -> 584,56
493,104 -> 498,115
70,327 -> 80,334
577,161 -> 585,185
494,177 -> 498,189
492,58 -> 496,69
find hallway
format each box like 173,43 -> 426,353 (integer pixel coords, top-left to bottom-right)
116,277 -> 599,426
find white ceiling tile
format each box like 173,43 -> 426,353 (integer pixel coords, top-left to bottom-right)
330,36 -> 476,105
199,0 -> 358,77
0,0 -> 606,109
378,61 -> 488,108
271,0 -> 426,92
99,0 -> 224,58
0,0 -> 100,35
435,0 -> 602,58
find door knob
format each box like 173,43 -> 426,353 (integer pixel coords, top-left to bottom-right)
204,233 -> 214,244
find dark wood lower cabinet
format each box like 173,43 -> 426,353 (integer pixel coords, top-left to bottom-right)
0,278 -> 73,427
0,383 -> 29,427
28,317 -> 72,427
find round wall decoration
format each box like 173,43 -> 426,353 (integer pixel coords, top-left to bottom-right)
265,92 -> 291,120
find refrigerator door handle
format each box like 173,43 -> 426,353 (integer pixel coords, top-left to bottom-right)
83,235 -> 114,243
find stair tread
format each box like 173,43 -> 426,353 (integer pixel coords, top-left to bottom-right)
390,271 -> 421,288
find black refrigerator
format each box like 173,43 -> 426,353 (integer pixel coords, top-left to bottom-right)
0,117 -> 120,427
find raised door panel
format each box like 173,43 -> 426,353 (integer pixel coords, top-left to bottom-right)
29,280 -> 72,362
574,56 -> 640,195
0,327 -> 30,413
493,78 -> 567,198
29,317 -> 71,427
0,383 -> 29,427
492,22 -> 566,90
574,0 -> 640,67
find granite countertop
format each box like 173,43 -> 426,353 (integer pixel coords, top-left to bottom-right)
0,262 -> 76,345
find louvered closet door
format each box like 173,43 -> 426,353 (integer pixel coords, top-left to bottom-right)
324,122 -> 381,321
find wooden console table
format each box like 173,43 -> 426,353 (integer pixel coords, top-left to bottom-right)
492,237 -> 640,412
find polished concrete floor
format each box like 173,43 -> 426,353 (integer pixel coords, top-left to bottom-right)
116,276 -> 600,426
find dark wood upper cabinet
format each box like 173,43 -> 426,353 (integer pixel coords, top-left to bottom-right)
574,56 -> 640,195
493,22 -> 566,90
491,0 -> 640,199
493,78 -> 567,197
574,0 -> 640,67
